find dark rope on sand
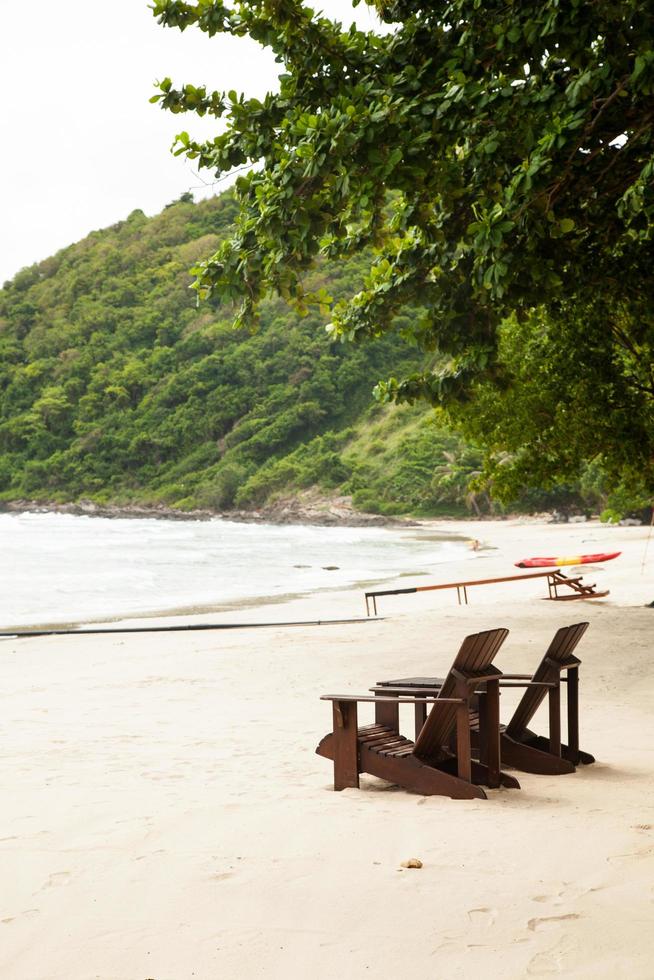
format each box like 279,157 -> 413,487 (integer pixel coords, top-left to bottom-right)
0,617 -> 383,640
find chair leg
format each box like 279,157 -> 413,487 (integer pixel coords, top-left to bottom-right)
332,700 -> 359,790
567,667 -> 580,765
480,681 -> 500,786
548,684 -> 561,757
478,691 -> 488,765
455,702 -> 472,783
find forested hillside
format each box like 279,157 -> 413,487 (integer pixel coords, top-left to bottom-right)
0,192 -> 493,516
1,191 -> 631,519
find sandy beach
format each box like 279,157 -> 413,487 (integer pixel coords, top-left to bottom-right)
1,517 -> 653,979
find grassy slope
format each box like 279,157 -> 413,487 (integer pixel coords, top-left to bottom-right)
0,191 -> 487,516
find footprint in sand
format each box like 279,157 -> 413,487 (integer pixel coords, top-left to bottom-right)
134,849 -> 166,861
527,950 -> 561,976
467,907 -> 497,927
40,871 -> 71,891
3,909 -> 39,924
607,845 -> 654,863
527,913 -> 580,933
532,880 -> 605,906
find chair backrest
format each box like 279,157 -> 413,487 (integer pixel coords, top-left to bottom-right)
505,622 -> 589,740
413,627 -> 509,760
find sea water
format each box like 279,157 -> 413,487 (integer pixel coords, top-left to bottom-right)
0,511 -> 474,627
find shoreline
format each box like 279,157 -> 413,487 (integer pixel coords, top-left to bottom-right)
0,495 -> 415,528
1,518 -> 653,977
3,513 -> 648,633
1,511 -> 477,632
2,493 -> 589,529
0,575 -> 398,636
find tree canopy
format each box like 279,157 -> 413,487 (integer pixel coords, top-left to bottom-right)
151,0 -> 654,493
1,192 -> 499,517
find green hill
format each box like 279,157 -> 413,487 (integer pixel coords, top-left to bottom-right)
0,191 -> 492,517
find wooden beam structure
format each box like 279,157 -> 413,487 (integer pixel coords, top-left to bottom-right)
364,569 -> 608,615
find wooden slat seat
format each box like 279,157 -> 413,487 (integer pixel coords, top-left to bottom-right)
500,622 -> 595,773
317,627 -> 516,800
374,623 -> 595,777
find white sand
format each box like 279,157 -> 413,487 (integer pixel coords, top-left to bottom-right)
1,518 -> 653,979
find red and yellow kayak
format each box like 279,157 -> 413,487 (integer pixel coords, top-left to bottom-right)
516,552 -> 621,568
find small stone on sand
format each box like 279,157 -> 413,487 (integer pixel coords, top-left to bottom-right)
400,858 -> 423,869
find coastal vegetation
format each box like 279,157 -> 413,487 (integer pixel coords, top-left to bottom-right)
152,1 -> 654,507
1,5 -> 650,520
0,190 -> 648,519
0,193 -> 478,515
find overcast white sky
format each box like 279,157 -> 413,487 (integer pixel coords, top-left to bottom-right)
0,0 -> 382,285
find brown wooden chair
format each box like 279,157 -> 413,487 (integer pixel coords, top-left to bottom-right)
497,621 -> 595,774
316,627 -> 515,800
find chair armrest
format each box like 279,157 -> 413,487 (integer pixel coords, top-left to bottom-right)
369,684 -> 442,695
321,694 -> 465,705
498,680 -> 558,688
500,674 -> 533,680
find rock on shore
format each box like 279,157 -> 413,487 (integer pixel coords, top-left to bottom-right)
0,491 -> 412,528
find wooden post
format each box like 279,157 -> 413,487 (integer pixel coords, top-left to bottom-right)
375,697 -> 399,731
414,701 -> 427,740
483,679 -> 501,789
548,684 -> 561,757
478,693 -> 488,767
567,667 -> 580,764
332,700 -> 359,790
456,702 -> 472,783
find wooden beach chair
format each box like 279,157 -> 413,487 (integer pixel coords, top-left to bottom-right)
316,627 -> 516,800
497,621 -> 595,774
